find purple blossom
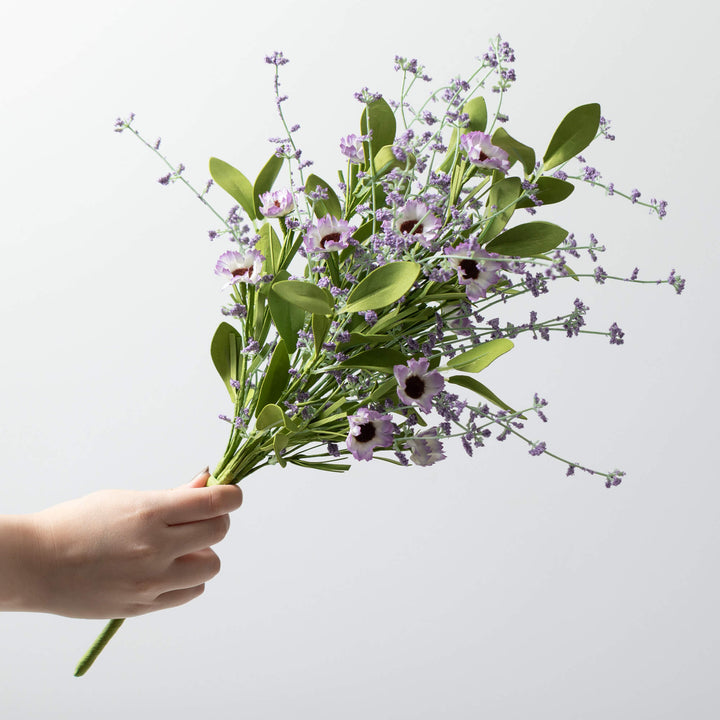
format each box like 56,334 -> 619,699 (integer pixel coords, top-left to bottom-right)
346,407 -> 394,461
215,248 -> 265,287
394,358 -> 445,413
460,131 -> 510,173
405,429 -> 446,466
259,188 -> 295,218
609,322 -> 625,345
304,215 -> 355,253
529,441 -> 546,456
394,200 -> 441,247
445,244 -> 506,301
340,134 -> 365,164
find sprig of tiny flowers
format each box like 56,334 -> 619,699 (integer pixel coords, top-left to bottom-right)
112,38 -> 683,493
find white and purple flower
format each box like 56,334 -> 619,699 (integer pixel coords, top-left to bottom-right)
215,248 -> 265,287
340,134 -> 365,165
394,200 -> 441,248
304,215 -> 355,253
460,131 -> 510,173
393,358 -> 445,413
405,429 -> 446,467
259,188 -> 295,218
445,243 -> 505,301
346,407 -> 394,461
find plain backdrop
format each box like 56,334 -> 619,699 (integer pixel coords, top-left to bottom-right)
1,0 -> 717,718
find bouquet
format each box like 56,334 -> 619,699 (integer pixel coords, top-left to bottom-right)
75,38 -> 683,675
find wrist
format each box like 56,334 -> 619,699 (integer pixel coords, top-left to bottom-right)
0,513 -> 48,612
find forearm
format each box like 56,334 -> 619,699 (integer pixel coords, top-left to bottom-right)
0,514 -> 45,612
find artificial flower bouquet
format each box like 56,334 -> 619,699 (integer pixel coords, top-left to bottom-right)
75,38 -> 683,675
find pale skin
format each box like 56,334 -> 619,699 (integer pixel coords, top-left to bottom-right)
0,470 -> 243,618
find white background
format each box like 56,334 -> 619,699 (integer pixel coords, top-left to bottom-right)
1,0 -> 717,717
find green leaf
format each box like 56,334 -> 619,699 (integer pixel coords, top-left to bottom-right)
256,222 -> 282,275
342,261 -> 420,314
491,127 -> 536,176
485,221 -> 568,256
338,332 -> 391,349
254,340 -> 290,416
272,280 -> 334,315
305,174 -> 342,219
447,338 -> 514,373
273,431 -> 290,467
209,157 -> 256,221
256,403 -> 284,431
543,103 -> 601,171
479,177 -> 522,243
372,145 -> 415,176
312,314 -> 331,356
253,153 -> 284,218
448,375 -> 525,417
210,322 -> 242,399
360,98 -> 396,164
516,177 -> 574,208
367,376 -> 399,402
437,127 -> 460,174
339,348 -> 407,373
268,286 -> 305,353
463,96 -> 488,132
289,459 -> 350,473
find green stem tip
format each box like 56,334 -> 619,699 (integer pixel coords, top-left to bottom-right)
74,618 -> 125,677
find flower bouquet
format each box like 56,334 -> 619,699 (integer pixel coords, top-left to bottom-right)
75,38 -> 682,675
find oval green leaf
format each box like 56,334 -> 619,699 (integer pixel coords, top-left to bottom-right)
491,127 -> 536,176
342,261 -> 420,314
210,322 -> 242,399
448,375 -> 524,417
253,153 -> 284,218
273,280 -> 334,315
516,177 -> 574,208
254,340 -> 290,417
268,286 -> 305,353
360,98 -> 396,165
464,96 -> 488,132
480,176 -> 522,243
447,338 -> 514,373
312,313 -> 331,356
256,222 -> 281,275
485,221 -> 568,256
372,145 -> 415,176
305,174 -> 342,219
256,403 -> 284,431
542,103 -> 601,170
209,157 -> 256,221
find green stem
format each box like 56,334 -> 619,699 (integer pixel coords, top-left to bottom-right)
74,618 -> 125,677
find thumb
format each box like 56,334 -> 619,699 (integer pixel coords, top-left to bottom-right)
185,466 -> 211,488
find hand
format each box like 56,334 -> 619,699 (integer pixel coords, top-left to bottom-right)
1,470 -> 243,618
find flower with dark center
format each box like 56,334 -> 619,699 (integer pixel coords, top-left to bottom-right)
259,188 -> 295,218
304,215 -> 355,253
445,243 -> 505,301
394,358 -> 445,412
460,131 -> 510,173
346,407 -> 394,461
405,429 -> 446,466
215,249 -> 265,287
394,200 -> 441,248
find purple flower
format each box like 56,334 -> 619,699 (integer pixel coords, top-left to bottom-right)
340,134 -> 365,164
394,200 -> 442,248
460,132 -> 510,173
405,429 -> 446,466
445,244 -> 505,301
441,302 -> 473,334
304,215 -> 355,253
346,407 -> 394,461
259,188 -> 295,218
394,358 -> 445,412
215,248 -> 265,287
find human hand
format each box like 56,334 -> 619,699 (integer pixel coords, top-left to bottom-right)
6,470 -> 243,618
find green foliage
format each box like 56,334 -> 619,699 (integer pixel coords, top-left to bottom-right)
486,221 -> 568,256
253,153 -> 284,217
360,98 -> 396,164
272,280 -> 334,315
491,127 -> 535,175
447,338 -> 514,373
256,222 -> 281,274
339,348 -> 407,372
305,173 -> 342,219
268,285 -> 305,353
254,340 -> 290,416
448,375 -> 524,417
210,322 -> 242,399
543,103 -> 601,170
480,177 -> 522,244
516,177 -> 574,208
209,157 -> 256,221
312,314 -> 331,356
342,261 -> 420,314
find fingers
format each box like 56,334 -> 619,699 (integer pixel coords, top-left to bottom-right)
150,584 -> 206,612
185,468 -> 211,489
162,484 -> 243,526
167,513 -> 232,556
